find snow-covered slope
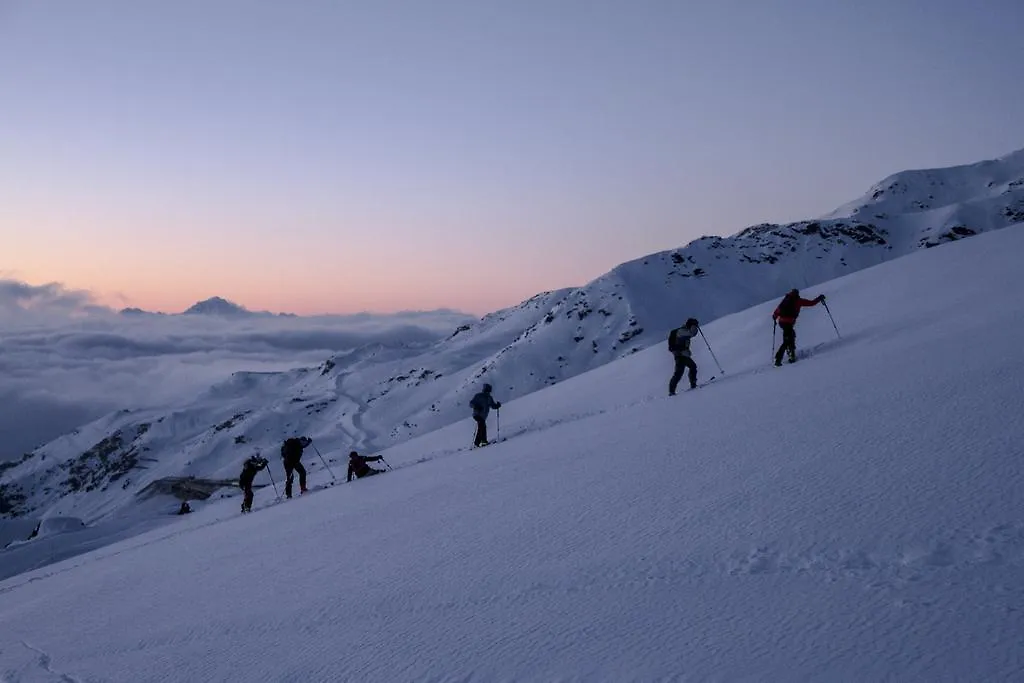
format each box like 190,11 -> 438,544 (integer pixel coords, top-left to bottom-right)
1,223 -> 1021,681
3,148 -> 1023,529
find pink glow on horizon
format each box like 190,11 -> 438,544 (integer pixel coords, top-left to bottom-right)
9,245 -> 556,317
4,2 -> 1023,321
91,286 -> 536,317
4,204 -> 621,317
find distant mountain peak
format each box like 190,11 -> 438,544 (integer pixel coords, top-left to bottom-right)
183,297 -> 251,316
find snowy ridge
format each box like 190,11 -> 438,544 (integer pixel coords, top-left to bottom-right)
2,147 -> 1023,529
330,145 -> 1024,443
0,223 -> 1021,680
825,146 -> 1024,222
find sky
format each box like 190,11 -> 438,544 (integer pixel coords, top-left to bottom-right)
1,0 -> 1023,315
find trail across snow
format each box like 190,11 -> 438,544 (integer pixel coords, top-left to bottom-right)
1,225 -> 1023,681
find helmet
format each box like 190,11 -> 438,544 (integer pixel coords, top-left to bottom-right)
790,288 -> 800,296
685,318 -> 699,328
349,450 -> 359,458
483,383 -> 492,393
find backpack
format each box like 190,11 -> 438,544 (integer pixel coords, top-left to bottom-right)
777,293 -> 800,319
667,328 -> 679,352
281,438 -> 303,461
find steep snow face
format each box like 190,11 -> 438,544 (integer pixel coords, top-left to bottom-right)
3,149 -> 1024,527
0,224 -> 1021,681
825,147 -> 1024,224
325,146 -> 1024,443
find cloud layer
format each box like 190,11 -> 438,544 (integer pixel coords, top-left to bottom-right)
0,279 -> 109,318
0,279 -> 474,461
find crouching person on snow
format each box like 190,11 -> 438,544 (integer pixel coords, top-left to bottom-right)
347,451 -> 385,482
239,454 -> 268,513
469,383 -> 501,447
668,318 -> 700,395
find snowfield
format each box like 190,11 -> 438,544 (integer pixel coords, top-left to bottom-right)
0,223 -> 1021,681
5,147 -> 1024,540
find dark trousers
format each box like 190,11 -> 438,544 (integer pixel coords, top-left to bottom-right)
669,354 -> 697,394
284,460 -> 306,498
241,484 -> 254,512
775,323 -> 796,364
349,465 -> 383,482
473,416 -> 488,446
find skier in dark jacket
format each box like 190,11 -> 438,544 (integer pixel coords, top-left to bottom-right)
668,318 -> 700,395
773,289 -> 825,366
177,501 -> 192,515
347,451 -> 385,482
469,383 -> 501,447
239,454 -> 268,513
280,436 -> 312,498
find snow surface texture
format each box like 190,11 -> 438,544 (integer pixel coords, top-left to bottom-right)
0,224 -> 1022,681
3,147 -> 1024,540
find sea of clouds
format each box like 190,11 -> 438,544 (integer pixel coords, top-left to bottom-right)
0,279 -> 475,461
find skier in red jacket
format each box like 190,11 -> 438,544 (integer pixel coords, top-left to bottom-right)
772,289 -> 825,366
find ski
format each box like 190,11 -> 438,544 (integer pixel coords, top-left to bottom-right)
245,479 -> 339,513
686,375 -> 717,391
473,437 -> 509,449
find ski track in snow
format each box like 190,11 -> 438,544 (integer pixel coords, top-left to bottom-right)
335,371 -> 373,450
724,523 -> 1024,604
0,642 -> 83,683
293,522 -> 1024,615
6,521 -> 1021,681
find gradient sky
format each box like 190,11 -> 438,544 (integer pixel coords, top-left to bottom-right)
2,0 -> 1022,315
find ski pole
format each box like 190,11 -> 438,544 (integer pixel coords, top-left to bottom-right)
379,457 -> 393,471
772,321 -> 777,363
822,301 -> 840,339
698,327 -> 725,374
496,407 -> 500,441
311,443 -> 336,480
265,465 -> 280,499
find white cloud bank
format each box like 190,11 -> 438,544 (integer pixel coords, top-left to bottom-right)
0,279 -> 474,460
